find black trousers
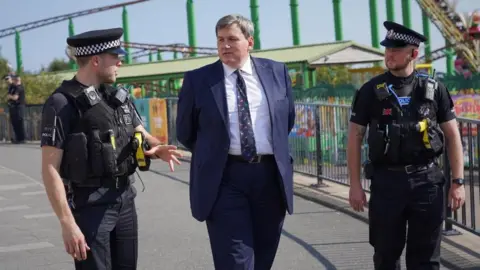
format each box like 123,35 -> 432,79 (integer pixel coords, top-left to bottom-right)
9,104 -> 25,142
369,165 -> 445,270
71,185 -> 138,270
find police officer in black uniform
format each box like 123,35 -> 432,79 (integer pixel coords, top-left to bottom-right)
6,74 -> 26,143
40,28 -> 182,270
346,21 -> 466,270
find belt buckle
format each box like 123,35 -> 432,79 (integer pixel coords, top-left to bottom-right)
249,155 -> 262,164
404,165 -> 416,174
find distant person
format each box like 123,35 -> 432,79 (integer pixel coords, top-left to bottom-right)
6,74 -> 25,143
176,14 -> 295,269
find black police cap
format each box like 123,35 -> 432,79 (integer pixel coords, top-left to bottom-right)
66,27 -> 127,57
380,21 -> 427,48
3,73 -> 15,80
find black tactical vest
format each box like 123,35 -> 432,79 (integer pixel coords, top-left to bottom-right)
367,74 -> 445,166
57,80 -> 137,187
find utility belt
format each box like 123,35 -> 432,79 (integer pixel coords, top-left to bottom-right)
70,175 -> 130,189
367,118 -> 444,164
61,129 -> 151,188
364,160 -> 436,179
385,162 -> 436,173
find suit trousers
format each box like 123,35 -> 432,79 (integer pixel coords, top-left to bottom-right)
206,157 -> 286,270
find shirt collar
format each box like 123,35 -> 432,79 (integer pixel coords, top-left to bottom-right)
222,56 -> 253,77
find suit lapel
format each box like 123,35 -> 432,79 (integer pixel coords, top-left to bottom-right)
251,57 -> 276,120
209,60 -> 229,129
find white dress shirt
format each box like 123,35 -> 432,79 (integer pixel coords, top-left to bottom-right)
222,57 -> 273,155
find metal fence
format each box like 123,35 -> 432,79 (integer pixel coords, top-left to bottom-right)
448,119 -> 480,236
164,98 -> 479,237
287,102 -> 480,237
2,99 -> 479,237
0,105 -> 43,142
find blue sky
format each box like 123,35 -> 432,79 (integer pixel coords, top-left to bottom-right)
0,0 -> 478,73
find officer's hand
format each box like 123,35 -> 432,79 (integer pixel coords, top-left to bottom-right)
61,222 -> 90,261
349,185 -> 367,212
448,184 -> 466,211
144,145 -> 183,172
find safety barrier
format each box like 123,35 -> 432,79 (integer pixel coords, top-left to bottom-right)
289,102 -> 479,237
446,118 -> 480,236
0,105 -> 43,142
1,98 -> 478,237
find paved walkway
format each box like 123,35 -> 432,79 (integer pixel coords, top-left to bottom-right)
0,143 -> 469,269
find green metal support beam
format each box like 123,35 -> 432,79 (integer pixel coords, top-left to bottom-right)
250,0 -> 261,49
68,18 -> 77,70
332,0 -> 343,41
290,0 -> 300,46
369,0 -> 379,48
446,39 -> 455,75
122,6 -> 132,64
186,0 -> 197,56
386,0 -> 395,22
15,30 -> 22,74
401,0 -> 412,28
422,11 -> 431,62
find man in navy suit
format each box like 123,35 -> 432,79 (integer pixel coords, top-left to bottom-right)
176,14 -> 295,270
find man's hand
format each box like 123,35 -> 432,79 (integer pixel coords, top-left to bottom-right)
144,145 -> 183,172
349,185 -> 367,212
448,184 -> 466,211
61,221 -> 90,261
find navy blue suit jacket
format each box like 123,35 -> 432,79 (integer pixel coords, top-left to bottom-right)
176,57 -> 295,222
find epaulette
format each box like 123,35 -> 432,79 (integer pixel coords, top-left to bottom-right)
373,82 -> 391,101
56,80 -> 85,99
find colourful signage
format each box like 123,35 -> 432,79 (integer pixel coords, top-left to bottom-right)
148,98 -> 169,145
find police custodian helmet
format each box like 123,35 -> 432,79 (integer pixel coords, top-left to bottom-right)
380,21 -> 427,48
66,28 -> 127,58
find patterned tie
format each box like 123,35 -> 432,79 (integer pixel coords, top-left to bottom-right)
235,70 -> 257,161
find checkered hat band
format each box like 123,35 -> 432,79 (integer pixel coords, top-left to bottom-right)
386,31 -> 421,46
73,39 -> 121,56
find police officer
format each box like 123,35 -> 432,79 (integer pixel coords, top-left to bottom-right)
5,74 -> 26,143
346,21 -> 466,270
40,28 -> 182,270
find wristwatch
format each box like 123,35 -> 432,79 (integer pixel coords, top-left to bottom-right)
452,178 -> 465,185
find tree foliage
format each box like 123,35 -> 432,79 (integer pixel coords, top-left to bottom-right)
315,65 -> 352,86
20,73 -> 63,104
0,56 -> 63,105
42,58 -> 70,72
0,56 -> 13,104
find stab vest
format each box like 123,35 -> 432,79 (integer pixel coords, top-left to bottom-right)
57,80 -> 137,187
367,73 -> 445,166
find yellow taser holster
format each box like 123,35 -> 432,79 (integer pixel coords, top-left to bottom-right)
417,119 -> 432,149
133,131 -> 151,171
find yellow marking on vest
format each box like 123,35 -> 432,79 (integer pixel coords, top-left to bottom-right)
376,83 -> 386,89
